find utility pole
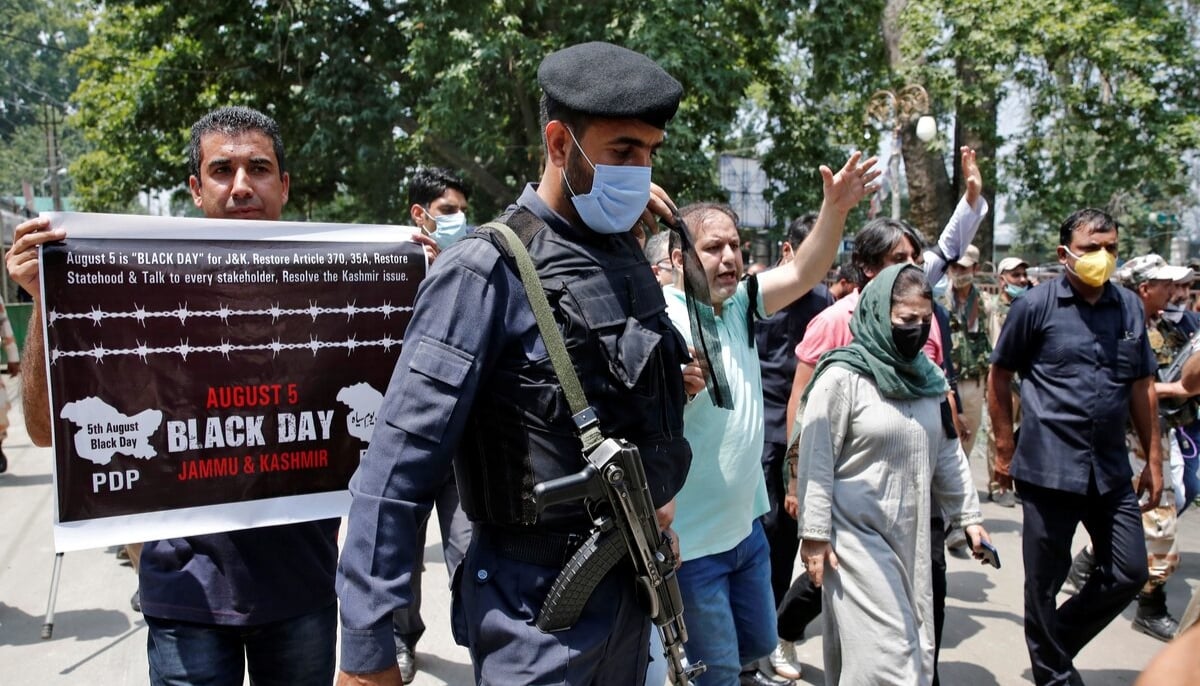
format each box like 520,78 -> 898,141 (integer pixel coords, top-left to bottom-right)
43,103 -> 63,212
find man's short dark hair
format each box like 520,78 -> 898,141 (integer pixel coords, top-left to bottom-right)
188,106 -> 286,180
835,262 -> 858,284
851,218 -> 923,288
407,167 -> 470,208
1058,208 -> 1119,247
539,94 -> 593,145
785,214 -> 818,250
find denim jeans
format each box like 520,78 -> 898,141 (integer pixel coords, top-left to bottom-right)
677,520 -> 776,686
146,603 -> 336,686
1182,454 -> 1200,514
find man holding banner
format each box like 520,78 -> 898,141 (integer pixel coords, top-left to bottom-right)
7,106 -> 435,686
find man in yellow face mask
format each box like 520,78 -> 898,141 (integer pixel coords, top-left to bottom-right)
1060,231 -> 1118,291
987,208 -> 1163,685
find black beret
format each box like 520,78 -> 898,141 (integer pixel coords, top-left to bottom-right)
537,41 -> 683,129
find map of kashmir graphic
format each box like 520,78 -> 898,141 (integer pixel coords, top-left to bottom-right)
60,382 -> 384,468
336,382 -> 383,442
60,397 -> 163,465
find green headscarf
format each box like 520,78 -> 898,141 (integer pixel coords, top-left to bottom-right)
804,263 -> 949,401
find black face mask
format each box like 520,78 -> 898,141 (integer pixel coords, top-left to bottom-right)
892,322 -> 931,360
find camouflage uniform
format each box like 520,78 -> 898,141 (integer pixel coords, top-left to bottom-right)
944,285 -> 991,455
1128,314 -> 1188,591
979,291 -> 1020,494
0,303 -> 16,440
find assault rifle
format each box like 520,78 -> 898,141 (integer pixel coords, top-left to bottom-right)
534,437 -> 705,686
1160,330 -> 1200,384
1158,330 -> 1200,420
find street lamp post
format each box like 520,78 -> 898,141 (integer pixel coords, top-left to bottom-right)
865,84 -> 936,220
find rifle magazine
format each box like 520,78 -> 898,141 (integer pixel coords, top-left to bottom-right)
535,528 -> 627,633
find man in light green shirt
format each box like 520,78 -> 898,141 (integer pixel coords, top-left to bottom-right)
663,152 -> 876,686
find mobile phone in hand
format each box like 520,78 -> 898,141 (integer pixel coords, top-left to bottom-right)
977,540 -> 1001,569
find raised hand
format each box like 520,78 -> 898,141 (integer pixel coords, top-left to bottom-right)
961,146 -> 983,206
409,231 -> 439,264
820,151 -> 881,216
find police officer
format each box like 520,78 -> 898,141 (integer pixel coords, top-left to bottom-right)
335,42 -> 695,685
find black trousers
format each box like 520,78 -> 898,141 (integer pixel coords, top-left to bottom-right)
931,515 -> 947,686
761,440 -> 799,606
1018,478 -> 1147,686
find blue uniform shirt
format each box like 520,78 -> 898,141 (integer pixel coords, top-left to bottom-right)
990,276 -> 1155,495
335,191 -> 547,673
336,185 -> 689,673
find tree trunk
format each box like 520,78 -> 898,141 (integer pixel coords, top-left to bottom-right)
882,0 -> 950,240
881,0 -> 907,69
395,115 -> 515,211
900,120 -> 952,241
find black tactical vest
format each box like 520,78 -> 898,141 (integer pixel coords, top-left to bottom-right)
453,207 -> 692,531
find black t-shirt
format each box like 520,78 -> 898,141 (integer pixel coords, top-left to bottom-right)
755,284 -> 834,446
139,519 -> 339,625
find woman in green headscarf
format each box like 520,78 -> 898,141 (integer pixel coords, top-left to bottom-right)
794,264 -> 991,685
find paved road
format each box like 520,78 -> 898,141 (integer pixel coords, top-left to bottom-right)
1,386 -> 1196,684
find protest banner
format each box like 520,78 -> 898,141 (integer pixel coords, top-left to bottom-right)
39,212 -> 425,552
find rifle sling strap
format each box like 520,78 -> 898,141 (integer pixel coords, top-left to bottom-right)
481,220 -> 605,453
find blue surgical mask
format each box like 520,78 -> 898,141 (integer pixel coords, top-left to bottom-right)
427,211 -> 468,249
1004,283 -> 1028,299
562,127 -> 652,235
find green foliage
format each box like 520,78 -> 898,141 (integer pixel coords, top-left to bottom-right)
16,0 -> 1197,253
905,0 -> 1200,254
755,0 -> 890,235
0,121 -> 86,201
0,0 -> 88,136
0,0 -> 89,199
66,0 -> 798,222
1002,0 -> 1200,254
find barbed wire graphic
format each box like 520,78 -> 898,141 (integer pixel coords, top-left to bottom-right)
47,300 -> 413,327
50,334 -> 405,364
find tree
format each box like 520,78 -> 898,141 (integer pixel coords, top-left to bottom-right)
1004,0 -> 1200,258
757,0 -> 964,240
68,1 -> 799,223
762,0 -> 1200,267
0,0 -> 89,200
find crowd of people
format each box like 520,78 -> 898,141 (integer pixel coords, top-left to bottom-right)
5,39 -> 1200,686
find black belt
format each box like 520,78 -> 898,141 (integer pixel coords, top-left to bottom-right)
481,525 -> 588,568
